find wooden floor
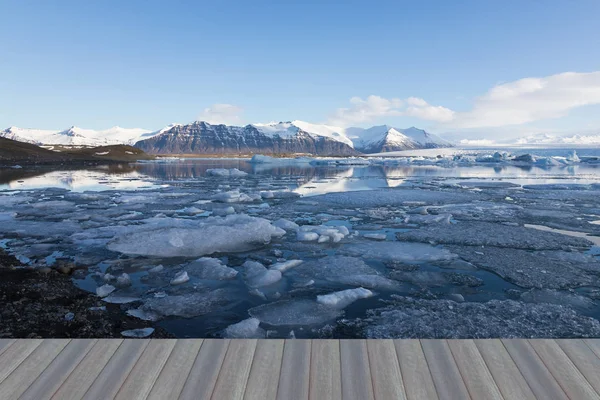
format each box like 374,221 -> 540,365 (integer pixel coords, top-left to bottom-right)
0,339 -> 599,400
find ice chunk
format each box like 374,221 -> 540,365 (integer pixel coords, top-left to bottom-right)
244,260 -> 282,287
270,259 -> 303,272
397,221 -> 593,251
121,328 -> 154,338
102,295 -> 141,304
96,284 -> 116,298
341,242 -> 456,263
272,218 -> 300,231
211,190 -> 259,203
361,296 -> 600,338
170,271 -> 189,285
148,265 -> 164,274
126,308 -> 159,321
317,288 -> 374,309
116,273 -> 132,287
249,299 -> 343,326
297,231 -> 319,241
404,214 -> 452,225
186,257 -> 238,280
206,168 -> 248,177
140,289 -> 235,319
297,224 -> 349,243
223,317 -> 266,338
107,214 -> 286,257
363,233 -> 386,240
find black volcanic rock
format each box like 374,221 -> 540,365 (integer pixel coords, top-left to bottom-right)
134,122 -> 361,156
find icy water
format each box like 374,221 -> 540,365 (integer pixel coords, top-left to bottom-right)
2,156 -> 600,338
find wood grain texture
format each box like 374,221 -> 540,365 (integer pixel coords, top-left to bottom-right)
502,339 -> 569,400
421,340 -> 470,400
244,339 -> 284,400
393,340 -> 438,400
0,339 -> 69,400
82,339 -> 149,400
585,339 -> 600,359
309,339 -> 341,400
366,340 -> 406,400
20,339 -> 97,400
179,339 -> 230,400
447,340 -> 502,400
114,339 -> 176,400
211,339 -> 257,400
0,339 -> 43,384
474,339 -> 536,400
147,339 -> 203,400
528,339 -> 599,399
340,339 -> 375,400
557,339 -> 600,395
51,339 -> 123,400
277,339 -> 311,400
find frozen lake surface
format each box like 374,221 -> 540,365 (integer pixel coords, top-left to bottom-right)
2,152 -> 600,338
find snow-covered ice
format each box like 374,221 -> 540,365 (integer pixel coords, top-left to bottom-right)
317,288 -> 374,309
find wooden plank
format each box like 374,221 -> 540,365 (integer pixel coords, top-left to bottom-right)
421,340 -> 470,400
179,339 -> 230,400
447,340 -> 502,400
340,339 -> 375,400
0,339 -> 70,400
393,340 -> 438,400
244,339 -> 284,400
51,339 -> 123,400
0,339 -> 43,384
502,339 -> 568,400
276,339 -> 311,400
556,340 -> 600,395
114,339 -> 176,400
20,339 -> 97,400
83,339 -> 149,400
211,339 -> 257,400
366,339 -> 406,400
474,339 -> 536,400
528,339 -> 598,399
585,339 -> 600,359
146,339 -> 203,400
309,339 -> 341,400
0,339 -> 15,356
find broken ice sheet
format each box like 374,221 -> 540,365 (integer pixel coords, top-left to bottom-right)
249,299 -> 343,327
340,242 -> 457,263
359,296 -> 600,338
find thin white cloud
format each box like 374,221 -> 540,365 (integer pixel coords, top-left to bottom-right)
449,71 -> 600,128
328,95 -> 454,127
198,104 -> 244,125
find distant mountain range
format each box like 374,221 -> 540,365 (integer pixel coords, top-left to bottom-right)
1,121 -> 452,155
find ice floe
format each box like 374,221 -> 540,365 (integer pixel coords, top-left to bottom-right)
316,288 -> 374,309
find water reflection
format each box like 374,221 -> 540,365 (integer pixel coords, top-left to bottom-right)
1,159 -> 599,193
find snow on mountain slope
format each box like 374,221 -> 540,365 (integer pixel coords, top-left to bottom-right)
345,125 -> 451,152
1,125 -> 160,146
253,120 -> 354,147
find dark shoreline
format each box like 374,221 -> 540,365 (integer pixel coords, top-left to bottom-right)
0,249 -> 171,339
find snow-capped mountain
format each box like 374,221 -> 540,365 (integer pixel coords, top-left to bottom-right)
2,120 -> 453,155
346,125 -> 452,153
134,121 -> 360,156
516,133 -> 600,146
0,126 -> 160,146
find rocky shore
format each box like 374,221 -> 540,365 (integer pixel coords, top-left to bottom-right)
0,250 -> 171,338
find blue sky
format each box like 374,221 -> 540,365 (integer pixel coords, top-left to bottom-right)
1,0 -> 599,140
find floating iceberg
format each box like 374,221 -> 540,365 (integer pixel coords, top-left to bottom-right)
223,317 -> 266,338
186,257 -> 238,280
244,260 -> 282,287
205,168 -> 248,177
107,214 -> 285,257
249,299 -> 343,326
316,287 -> 374,309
